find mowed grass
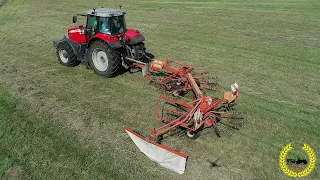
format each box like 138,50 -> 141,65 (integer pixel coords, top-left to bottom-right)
0,87 -> 131,179
0,0 -> 319,179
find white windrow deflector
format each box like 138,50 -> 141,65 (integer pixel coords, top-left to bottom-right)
124,127 -> 187,174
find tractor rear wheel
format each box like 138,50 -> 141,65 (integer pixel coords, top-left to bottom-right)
88,40 -> 121,77
56,42 -> 79,67
131,42 -> 147,62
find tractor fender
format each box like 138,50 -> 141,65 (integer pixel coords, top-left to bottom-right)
88,33 -> 123,49
53,36 -> 85,61
128,35 -> 145,46
125,29 -> 144,45
88,37 -> 123,49
53,35 -> 77,51
109,41 -> 123,49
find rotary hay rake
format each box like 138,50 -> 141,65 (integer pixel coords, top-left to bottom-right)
124,58 -> 242,174
152,81 -> 239,141
135,58 -> 219,95
149,69 -> 240,141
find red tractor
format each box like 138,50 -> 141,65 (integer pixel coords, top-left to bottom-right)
53,7 -> 150,77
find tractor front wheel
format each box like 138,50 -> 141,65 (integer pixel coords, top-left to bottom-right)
56,42 -> 79,67
88,41 -> 121,77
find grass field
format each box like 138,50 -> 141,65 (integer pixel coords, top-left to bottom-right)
0,0 -> 319,179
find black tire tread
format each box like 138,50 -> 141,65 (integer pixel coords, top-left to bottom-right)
88,40 -> 121,77
56,41 -> 79,67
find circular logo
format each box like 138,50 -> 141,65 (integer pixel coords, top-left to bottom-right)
279,143 -> 316,177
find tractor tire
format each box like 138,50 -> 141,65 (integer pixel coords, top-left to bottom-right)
131,42 -> 148,62
56,42 -> 79,67
88,40 -> 121,77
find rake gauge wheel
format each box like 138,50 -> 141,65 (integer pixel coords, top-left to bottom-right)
186,131 -> 200,139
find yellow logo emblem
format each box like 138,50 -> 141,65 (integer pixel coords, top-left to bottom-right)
279,143 -> 316,177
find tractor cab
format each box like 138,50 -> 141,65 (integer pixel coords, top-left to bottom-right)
86,8 -> 127,36
70,8 -> 129,44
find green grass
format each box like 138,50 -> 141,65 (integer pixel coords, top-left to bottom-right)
0,87 -> 133,179
0,0 -> 319,179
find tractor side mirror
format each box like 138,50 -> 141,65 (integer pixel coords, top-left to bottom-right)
72,15 -> 77,23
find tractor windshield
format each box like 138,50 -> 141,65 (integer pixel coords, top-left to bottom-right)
110,15 -> 126,34
99,17 -> 111,34
99,16 -> 126,35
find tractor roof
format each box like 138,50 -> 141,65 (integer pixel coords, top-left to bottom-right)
87,8 -> 126,17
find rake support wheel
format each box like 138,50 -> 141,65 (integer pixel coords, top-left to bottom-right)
186,130 -> 200,139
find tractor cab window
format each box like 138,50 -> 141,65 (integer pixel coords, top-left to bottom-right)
109,15 -> 126,35
87,15 -> 98,36
99,17 -> 111,34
